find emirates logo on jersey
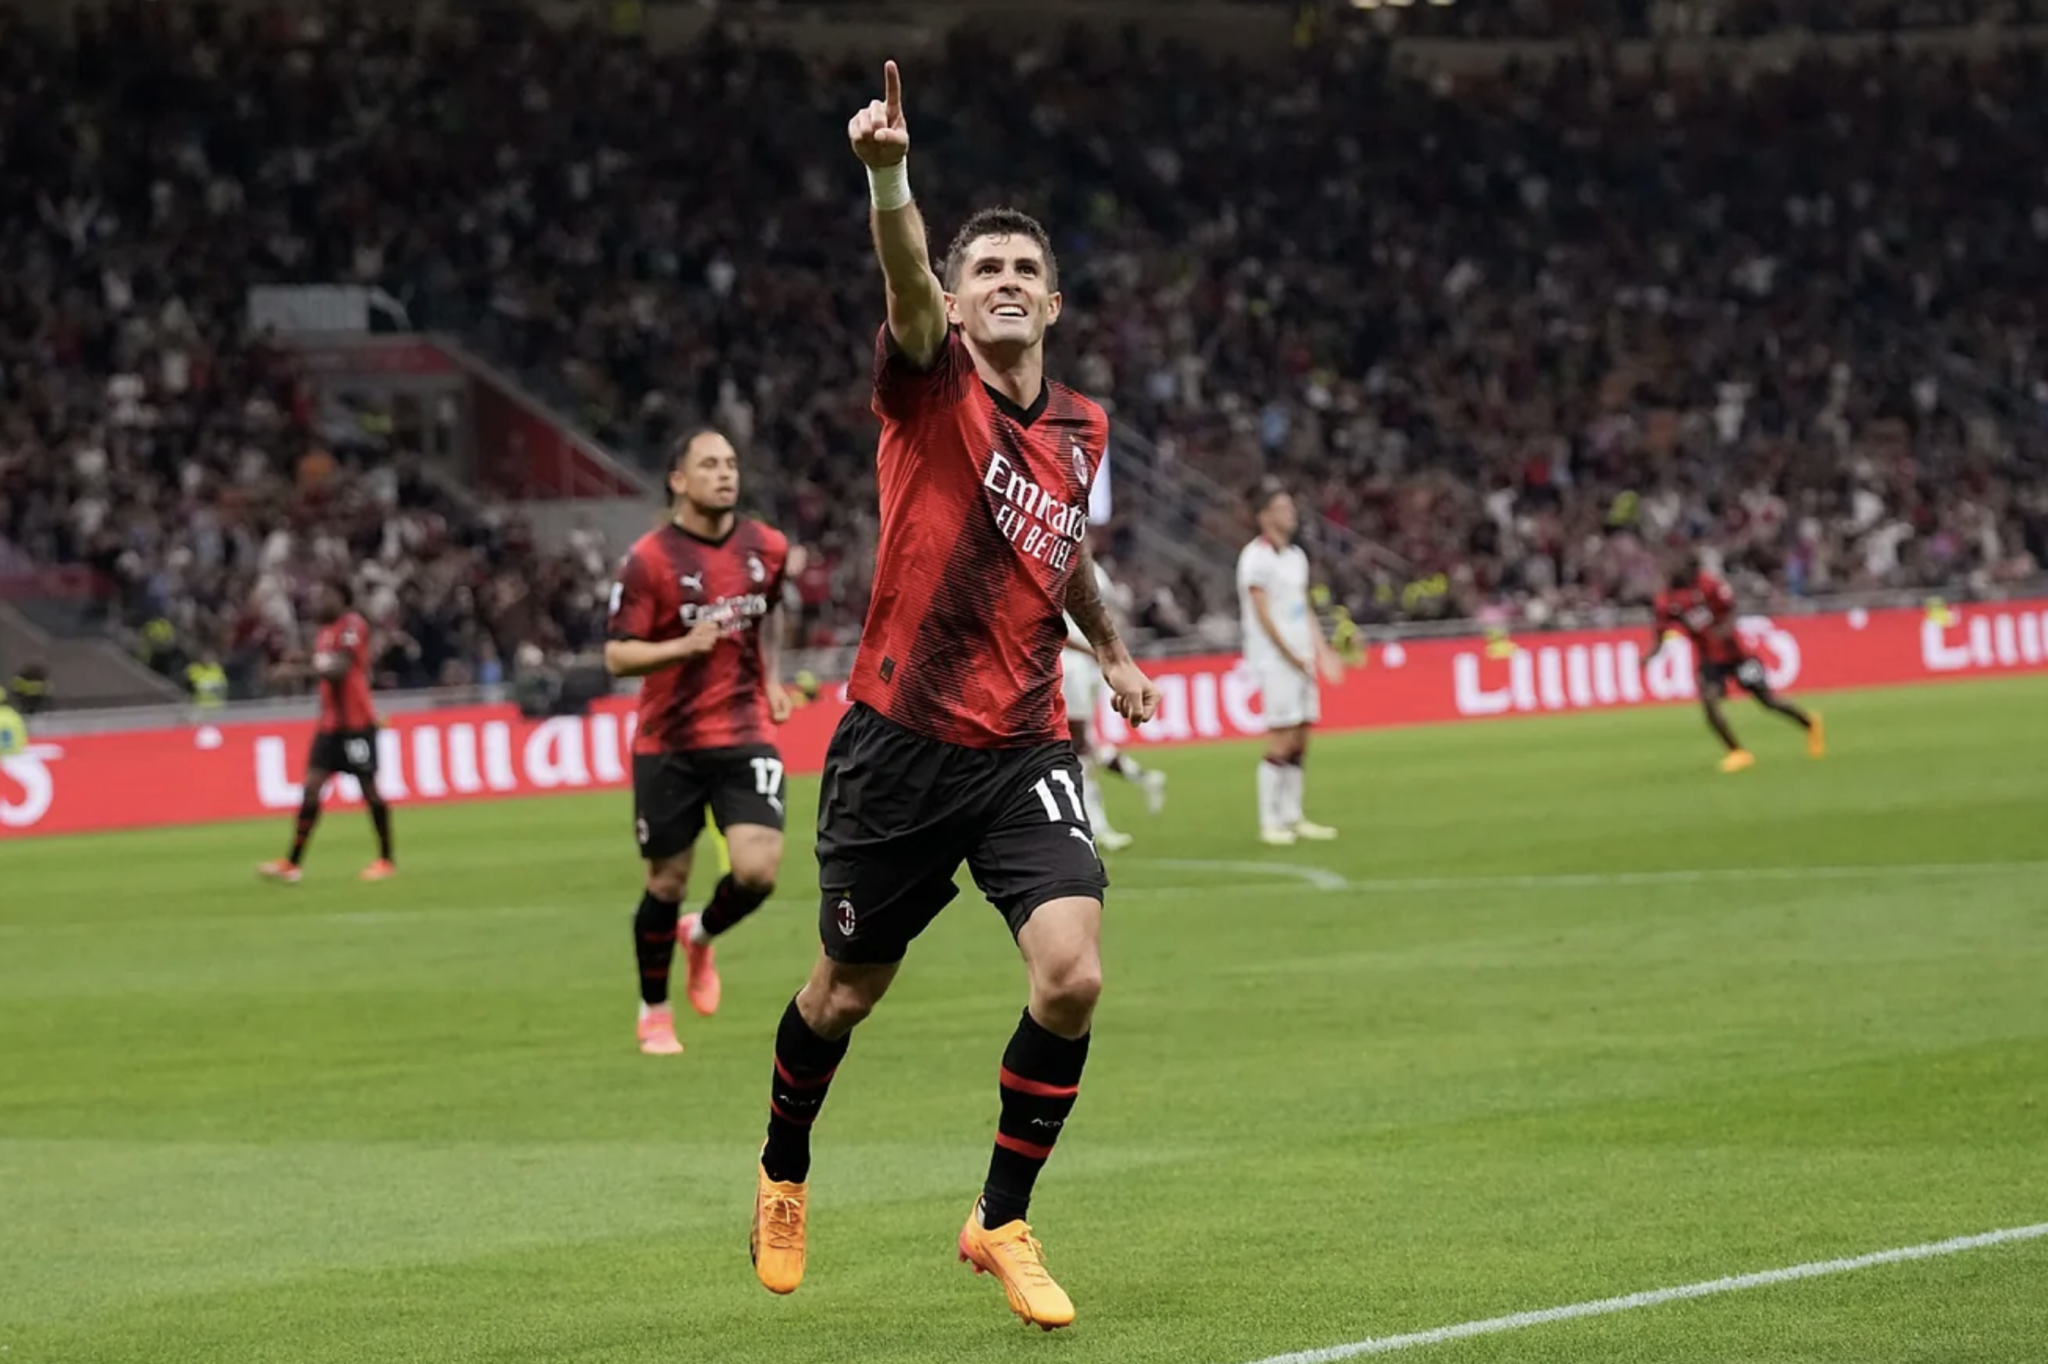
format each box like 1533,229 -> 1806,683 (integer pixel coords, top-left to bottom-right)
985,449 -> 1087,572
681,591 -> 771,637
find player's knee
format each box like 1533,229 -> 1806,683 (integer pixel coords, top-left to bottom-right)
1034,953 -> 1103,1022
645,861 -> 691,902
810,976 -> 883,1033
731,860 -> 777,898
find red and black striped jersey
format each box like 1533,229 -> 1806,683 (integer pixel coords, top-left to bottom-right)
1654,572 -> 1747,665
850,324 -> 1108,748
609,518 -> 790,752
313,611 -> 376,732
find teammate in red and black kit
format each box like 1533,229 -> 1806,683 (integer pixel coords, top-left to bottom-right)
1647,555 -> 1826,773
605,429 -> 793,1058
259,581 -> 394,884
746,62 -> 1160,1331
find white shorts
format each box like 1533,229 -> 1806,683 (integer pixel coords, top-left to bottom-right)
1255,660 -> 1321,730
1060,652 -> 1100,731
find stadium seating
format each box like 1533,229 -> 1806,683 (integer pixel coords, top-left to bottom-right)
2,1 -> 2044,702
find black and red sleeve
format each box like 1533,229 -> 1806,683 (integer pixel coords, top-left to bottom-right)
870,322 -> 973,424
607,545 -> 663,642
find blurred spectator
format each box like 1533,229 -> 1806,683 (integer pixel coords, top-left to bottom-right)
0,0 -> 2042,699
6,659 -> 52,715
0,686 -> 27,754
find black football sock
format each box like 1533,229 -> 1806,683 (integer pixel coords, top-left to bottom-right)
762,997 -> 850,1184
980,1007 -> 1090,1229
1758,694 -> 1813,730
698,873 -> 771,939
634,891 -> 682,1007
366,799 -> 394,862
287,796 -> 322,865
1703,702 -> 1742,752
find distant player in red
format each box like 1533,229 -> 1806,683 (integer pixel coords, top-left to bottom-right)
1646,555 -> 1825,773
605,428 -> 792,1057
745,61 -> 1160,1331
259,580 -> 394,883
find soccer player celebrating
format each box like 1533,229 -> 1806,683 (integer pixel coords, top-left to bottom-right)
1060,553 -> 1166,852
259,581 -> 394,883
606,429 -> 793,1057
1236,482 -> 1343,845
1646,555 -> 1825,772
747,61 -> 1159,1331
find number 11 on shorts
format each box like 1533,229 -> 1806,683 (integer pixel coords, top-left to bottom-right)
1033,770 -> 1085,823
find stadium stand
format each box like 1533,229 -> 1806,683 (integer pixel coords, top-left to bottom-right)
1,0 -> 2045,704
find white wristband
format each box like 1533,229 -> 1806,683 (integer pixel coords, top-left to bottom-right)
867,161 -> 911,212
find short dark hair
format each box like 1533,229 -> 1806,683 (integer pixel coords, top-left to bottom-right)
1249,478 -> 1289,516
670,427 -> 727,475
663,427 -> 728,503
942,208 -> 1058,292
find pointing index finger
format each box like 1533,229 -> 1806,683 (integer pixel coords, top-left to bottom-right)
883,60 -> 902,119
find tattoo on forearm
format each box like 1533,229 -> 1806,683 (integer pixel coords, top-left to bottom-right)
1066,549 -> 1120,651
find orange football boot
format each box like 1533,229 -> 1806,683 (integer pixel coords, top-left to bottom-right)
751,1155 -> 808,1294
679,913 -> 721,1017
958,1200 -> 1076,1331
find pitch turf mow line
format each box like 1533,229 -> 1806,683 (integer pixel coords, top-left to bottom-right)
1242,1222 -> 2048,1364
1139,859 -> 1352,891
1327,860 -> 2048,895
12,860 -> 2040,938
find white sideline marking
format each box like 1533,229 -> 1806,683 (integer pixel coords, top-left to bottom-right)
1139,859 -> 1352,892
1241,1221 -> 2048,1363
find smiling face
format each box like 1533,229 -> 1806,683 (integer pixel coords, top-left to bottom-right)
942,209 -> 1062,358
946,233 -> 1062,353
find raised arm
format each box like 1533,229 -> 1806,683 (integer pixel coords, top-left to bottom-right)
849,61 -> 948,368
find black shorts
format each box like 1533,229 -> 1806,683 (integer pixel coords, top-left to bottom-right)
1699,657 -> 1771,698
632,745 -> 787,861
814,703 -> 1109,966
308,728 -> 379,781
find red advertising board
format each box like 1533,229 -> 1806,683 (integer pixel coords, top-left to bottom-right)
4,600 -> 2046,839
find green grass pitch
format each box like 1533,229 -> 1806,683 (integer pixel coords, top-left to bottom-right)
4,676 -> 2046,1363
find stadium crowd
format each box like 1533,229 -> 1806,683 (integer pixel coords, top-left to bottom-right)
1389,0 -> 2048,39
1,1 -> 2045,701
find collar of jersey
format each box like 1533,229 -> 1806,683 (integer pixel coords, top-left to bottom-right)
985,380 -> 1049,428
669,517 -> 739,548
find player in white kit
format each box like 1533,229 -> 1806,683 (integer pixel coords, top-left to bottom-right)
1062,556 -> 1167,850
1237,483 -> 1343,845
